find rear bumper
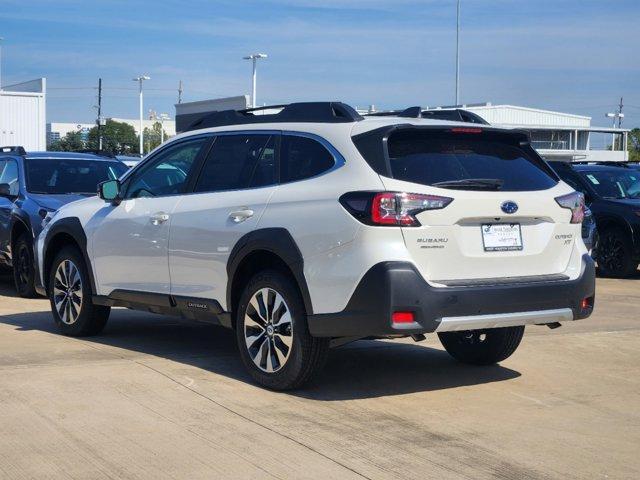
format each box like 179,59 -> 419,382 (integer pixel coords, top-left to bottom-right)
308,254 -> 595,337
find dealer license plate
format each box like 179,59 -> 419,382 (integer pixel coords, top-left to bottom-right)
481,223 -> 523,252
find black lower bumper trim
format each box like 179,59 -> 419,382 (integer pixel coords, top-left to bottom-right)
308,255 -> 596,337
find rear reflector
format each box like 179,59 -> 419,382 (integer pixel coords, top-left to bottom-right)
581,296 -> 594,310
392,311 -> 415,324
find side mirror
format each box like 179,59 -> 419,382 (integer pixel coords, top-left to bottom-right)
98,180 -> 121,204
0,183 -> 13,198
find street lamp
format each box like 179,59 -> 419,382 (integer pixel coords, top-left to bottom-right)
132,75 -> 150,155
606,112 -> 624,151
243,53 -> 267,108
158,113 -> 170,143
0,37 -> 4,90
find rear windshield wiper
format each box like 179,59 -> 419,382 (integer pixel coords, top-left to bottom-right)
431,178 -> 504,191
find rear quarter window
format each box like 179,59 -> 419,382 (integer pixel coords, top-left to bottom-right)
383,130 -> 558,192
280,135 -> 335,183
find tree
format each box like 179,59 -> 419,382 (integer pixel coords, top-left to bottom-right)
628,128 -> 640,162
87,120 -> 139,155
48,131 -> 85,152
142,121 -> 170,153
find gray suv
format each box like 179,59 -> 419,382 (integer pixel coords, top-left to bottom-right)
0,147 -> 127,297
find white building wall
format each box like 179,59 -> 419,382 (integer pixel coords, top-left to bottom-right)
465,105 -> 591,128
0,79 -> 47,151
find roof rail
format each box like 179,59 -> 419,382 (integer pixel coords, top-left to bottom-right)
0,146 -> 27,156
183,102 -> 364,132
366,107 -> 489,125
367,106 -> 422,118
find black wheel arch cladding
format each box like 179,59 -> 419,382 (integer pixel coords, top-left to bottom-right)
43,217 -> 97,295
226,228 -> 313,315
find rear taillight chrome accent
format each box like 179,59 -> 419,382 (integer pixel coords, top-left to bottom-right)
340,191 -> 453,227
450,127 -> 483,134
555,191 -> 585,224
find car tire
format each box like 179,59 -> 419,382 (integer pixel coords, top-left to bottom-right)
13,233 -> 37,298
438,326 -> 525,365
48,246 -> 110,336
596,228 -> 637,278
235,270 -> 330,390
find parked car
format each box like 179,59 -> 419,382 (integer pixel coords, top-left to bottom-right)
0,147 -> 128,297
549,161 -> 640,277
37,102 -> 595,390
116,155 -> 144,168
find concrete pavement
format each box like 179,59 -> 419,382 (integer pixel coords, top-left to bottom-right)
0,272 -> 639,479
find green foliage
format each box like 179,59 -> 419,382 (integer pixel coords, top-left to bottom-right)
87,120 -> 139,155
48,131 -> 84,152
628,128 -> 640,162
142,122 -> 170,153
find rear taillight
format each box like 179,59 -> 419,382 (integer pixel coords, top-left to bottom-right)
450,127 -> 483,134
555,191 -> 585,224
340,191 -> 453,227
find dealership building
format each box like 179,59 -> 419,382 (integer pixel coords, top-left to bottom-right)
0,78 -> 47,151
403,103 -> 629,162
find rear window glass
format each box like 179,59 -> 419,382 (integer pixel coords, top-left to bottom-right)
386,130 -> 558,191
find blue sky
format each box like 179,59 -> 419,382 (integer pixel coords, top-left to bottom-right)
1,0 -> 639,127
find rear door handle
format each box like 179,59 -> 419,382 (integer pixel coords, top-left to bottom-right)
150,212 -> 170,225
229,208 -> 254,223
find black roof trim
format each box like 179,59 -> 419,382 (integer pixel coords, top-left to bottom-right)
183,102 -> 364,132
366,107 -> 490,125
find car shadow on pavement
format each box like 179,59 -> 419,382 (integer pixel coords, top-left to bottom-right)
0,303 -> 521,399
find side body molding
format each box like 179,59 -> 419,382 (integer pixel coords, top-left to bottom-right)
226,228 -> 313,315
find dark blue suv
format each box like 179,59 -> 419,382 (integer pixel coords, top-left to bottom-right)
0,147 -> 128,297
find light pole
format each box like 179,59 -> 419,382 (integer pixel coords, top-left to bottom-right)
243,53 -> 267,108
158,113 -> 170,143
606,112 -> 624,151
455,0 -> 460,106
132,75 -> 150,155
0,37 -> 4,90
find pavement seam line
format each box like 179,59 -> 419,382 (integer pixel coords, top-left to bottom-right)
82,342 -> 371,480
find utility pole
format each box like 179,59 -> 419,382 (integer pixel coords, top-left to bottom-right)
618,97 -> 624,128
455,0 -> 460,106
178,80 -> 183,104
97,78 -> 103,151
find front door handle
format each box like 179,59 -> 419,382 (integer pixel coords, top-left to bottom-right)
229,208 -> 254,223
150,212 -> 170,225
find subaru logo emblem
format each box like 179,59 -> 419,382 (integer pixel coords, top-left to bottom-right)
501,201 -> 518,214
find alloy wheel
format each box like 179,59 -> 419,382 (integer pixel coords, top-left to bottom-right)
53,260 -> 83,325
15,244 -> 31,289
599,235 -> 625,272
244,287 -> 293,373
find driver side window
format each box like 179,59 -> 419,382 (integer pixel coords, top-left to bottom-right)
125,138 -> 208,199
0,159 -> 19,196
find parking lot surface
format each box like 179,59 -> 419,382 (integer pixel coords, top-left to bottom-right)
0,271 -> 638,480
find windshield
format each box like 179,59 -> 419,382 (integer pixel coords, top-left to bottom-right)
580,169 -> 640,199
25,158 -> 127,195
384,130 -> 558,191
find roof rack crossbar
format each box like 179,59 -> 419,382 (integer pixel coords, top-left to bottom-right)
183,101 -> 364,132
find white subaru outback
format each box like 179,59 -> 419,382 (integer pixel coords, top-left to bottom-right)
36,102 -> 595,390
